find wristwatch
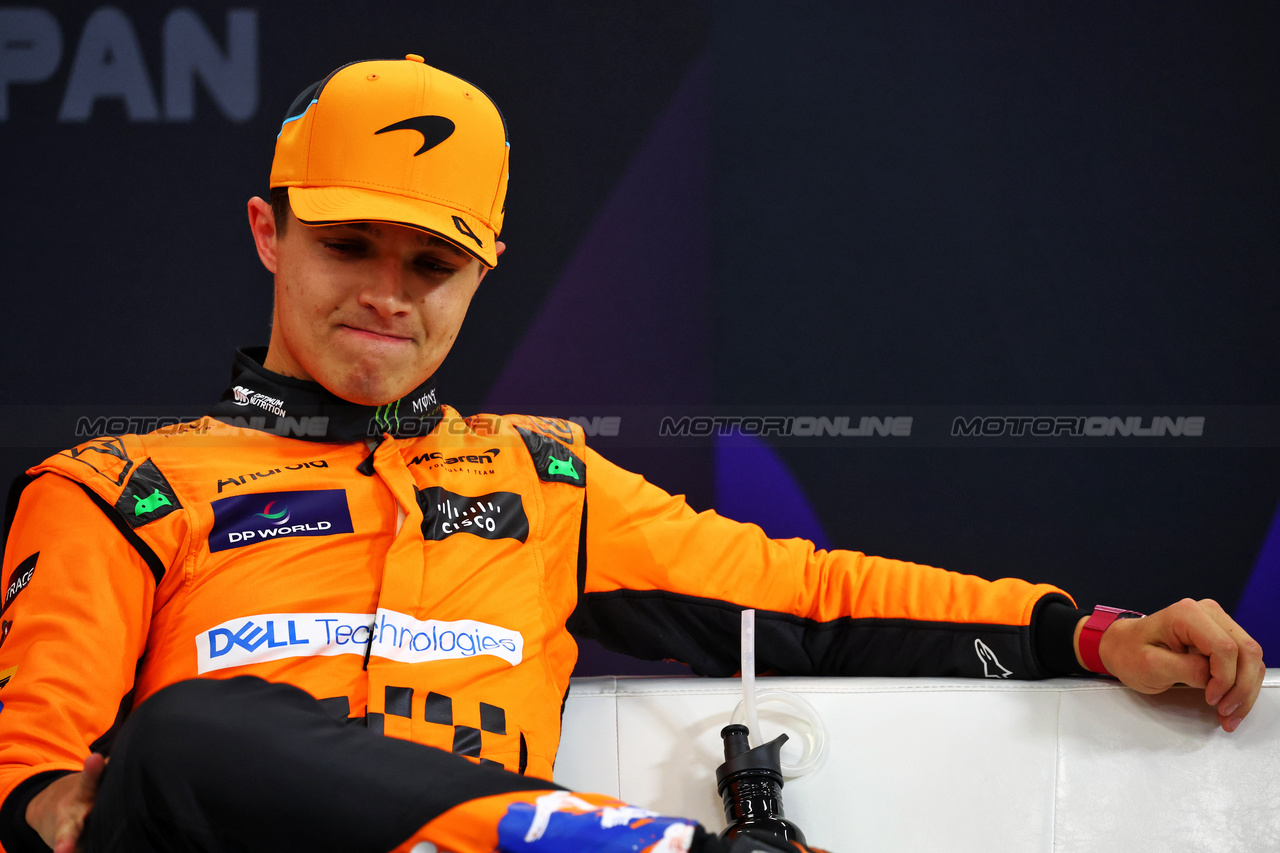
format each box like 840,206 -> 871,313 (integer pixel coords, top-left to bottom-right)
1078,605 -> 1144,676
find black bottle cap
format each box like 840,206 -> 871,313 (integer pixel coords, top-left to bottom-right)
715,724 -> 788,789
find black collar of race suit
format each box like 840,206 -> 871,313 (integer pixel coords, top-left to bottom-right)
207,347 -> 443,443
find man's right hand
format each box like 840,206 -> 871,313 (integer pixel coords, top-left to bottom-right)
26,753 -> 107,853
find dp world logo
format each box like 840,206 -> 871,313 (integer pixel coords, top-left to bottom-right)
256,500 -> 290,525
209,489 -> 353,552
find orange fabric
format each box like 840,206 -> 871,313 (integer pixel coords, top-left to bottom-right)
0,411 -> 586,818
0,407 -> 1070,848
0,475 -> 154,788
583,454 -> 1062,628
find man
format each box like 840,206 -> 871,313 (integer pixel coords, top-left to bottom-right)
0,55 -> 1265,853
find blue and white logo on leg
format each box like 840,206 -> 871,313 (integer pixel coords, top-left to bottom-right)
497,792 -> 696,853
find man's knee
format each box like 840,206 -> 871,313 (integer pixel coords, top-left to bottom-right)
111,676 -> 315,771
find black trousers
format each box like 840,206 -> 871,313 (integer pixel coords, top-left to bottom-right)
82,677 -> 558,853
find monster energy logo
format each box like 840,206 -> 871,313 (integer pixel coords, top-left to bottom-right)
367,396 -> 441,437
372,400 -> 404,433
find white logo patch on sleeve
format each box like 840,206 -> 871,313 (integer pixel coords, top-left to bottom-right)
975,638 -> 1013,678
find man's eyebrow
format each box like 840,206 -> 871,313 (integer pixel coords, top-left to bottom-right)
409,231 -> 469,257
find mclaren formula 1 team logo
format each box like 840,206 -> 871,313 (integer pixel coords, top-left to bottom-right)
375,115 -> 455,156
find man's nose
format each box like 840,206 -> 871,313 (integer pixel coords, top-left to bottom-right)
358,258 -> 414,316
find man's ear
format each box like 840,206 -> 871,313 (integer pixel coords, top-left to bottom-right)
477,240 -> 506,285
247,196 -> 279,274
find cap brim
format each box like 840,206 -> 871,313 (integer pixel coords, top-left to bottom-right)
288,185 -> 498,267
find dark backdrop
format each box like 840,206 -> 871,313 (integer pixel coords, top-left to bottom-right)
3,1 -> 1277,673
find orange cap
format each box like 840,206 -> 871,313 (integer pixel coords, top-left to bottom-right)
269,56 -> 509,266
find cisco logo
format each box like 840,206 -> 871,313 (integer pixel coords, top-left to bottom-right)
417,486 -> 530,543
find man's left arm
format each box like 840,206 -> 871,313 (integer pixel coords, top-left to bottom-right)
575,446 -> 1078,681
1086,599 -> 1266,732
575,446 -> 1266,729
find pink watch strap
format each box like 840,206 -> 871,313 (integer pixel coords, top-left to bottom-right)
1079,605 -> 1143,676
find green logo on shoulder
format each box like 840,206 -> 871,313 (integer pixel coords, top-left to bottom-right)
115,459 -> 181,528
546,456 -> 579,480
515,425 -> 586,487
133,489 -> 173,516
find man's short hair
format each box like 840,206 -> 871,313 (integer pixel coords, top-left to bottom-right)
270,187 -> 291,235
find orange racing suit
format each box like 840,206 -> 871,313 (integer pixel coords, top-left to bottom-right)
0,347 -> 1081,851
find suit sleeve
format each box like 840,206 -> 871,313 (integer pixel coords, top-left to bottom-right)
571,447 -> 1075,680
0,474 -> 156,851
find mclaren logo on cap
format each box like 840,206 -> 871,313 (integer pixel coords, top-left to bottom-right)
375,115 -> 456,156
452,216 -> 483,247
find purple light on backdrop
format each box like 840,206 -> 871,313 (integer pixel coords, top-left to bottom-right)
1233,502 -> 1280,653
714,432 -> 832,550
483,55 -> 711,676
485,55 -> 710,410
481,52 -> 835,674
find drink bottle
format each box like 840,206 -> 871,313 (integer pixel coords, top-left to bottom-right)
715,724 -> 807,844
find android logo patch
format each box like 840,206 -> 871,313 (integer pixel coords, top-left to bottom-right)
114,459 -> 182,528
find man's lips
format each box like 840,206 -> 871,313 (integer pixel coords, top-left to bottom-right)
338,324 -> 415,344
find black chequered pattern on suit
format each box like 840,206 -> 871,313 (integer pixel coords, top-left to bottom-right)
384,686 -> 527,774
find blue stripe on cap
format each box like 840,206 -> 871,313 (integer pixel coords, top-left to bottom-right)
277,99 -> 319,138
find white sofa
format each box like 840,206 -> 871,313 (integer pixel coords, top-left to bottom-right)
554,670 -> 1280,852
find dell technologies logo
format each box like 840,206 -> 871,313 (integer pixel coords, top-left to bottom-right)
196,609 -> 524,673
